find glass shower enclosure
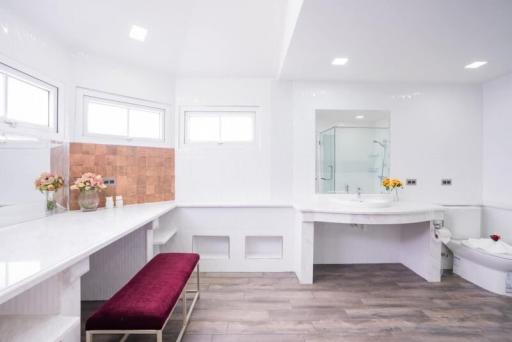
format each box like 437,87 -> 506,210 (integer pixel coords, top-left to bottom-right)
317,126 -> 390,194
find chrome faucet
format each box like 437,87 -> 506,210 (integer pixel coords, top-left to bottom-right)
345,184 -> 349,193
357,187 -> 362,201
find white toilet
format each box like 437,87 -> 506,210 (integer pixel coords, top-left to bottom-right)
444,206 -> 512,296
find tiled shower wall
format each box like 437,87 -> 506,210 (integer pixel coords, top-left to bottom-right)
69,143 -> 175,210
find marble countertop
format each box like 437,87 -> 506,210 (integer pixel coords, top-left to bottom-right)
0,198 -> 446,304
177,202 -> 292,208
0,201 -> 176,304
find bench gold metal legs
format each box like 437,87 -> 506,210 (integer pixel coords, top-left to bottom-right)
177,264 -> 200,341
86,264 -> 200,342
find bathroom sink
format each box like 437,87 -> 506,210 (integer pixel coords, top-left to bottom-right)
333,198 -> 393,208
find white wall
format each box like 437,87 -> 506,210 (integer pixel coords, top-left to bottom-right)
70,53 -> 176,146
270,81 -> 294,201
174,78 -> 293,203
292,82 -> 483,205
0,9 -> 71,86
314,223 -> 402,263
0,9 -> 485,210
482,73 -> 512,208
483,207 -> 512,243
162,207 -> 296,272
71,53 -> 175,106
293,82 -> 483,263
482,73 -> 512,243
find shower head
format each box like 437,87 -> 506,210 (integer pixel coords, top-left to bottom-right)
373,140 -> 387,148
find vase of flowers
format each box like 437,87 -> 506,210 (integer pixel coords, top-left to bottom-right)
382,177 -> 404,202
35,172 -> 65,213
71,172 -> 107,212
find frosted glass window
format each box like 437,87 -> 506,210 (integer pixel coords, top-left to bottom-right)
6,77 -> 50,126
184,109 -> 255,145
129,109 -> 162,139
86,101 -> 128,136
83,95 -> 165,142
221,114 -> 254,142
186,114 -> 220,142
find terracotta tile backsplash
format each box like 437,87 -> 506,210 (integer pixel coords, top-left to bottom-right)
69,143 -> 175,210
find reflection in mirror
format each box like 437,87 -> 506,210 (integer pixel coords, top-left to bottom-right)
0,132 -> 68,227
316,110 -> 390,194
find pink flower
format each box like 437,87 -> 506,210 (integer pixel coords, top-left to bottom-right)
35,172 -> 64,192
70,172 -> 107,192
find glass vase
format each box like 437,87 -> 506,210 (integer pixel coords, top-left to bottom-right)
393,188 -> 400,202
78,190 -> 99,212
45,190 -> 57,213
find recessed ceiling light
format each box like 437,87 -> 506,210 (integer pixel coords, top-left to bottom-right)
129,25 -> 148,42
355,115 -> 365,119
332,57 -> 349,66
465,61 -> 487,69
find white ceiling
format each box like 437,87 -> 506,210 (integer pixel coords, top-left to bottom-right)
177,0 -> 286,77
3,0 -> 287,77
281,0 -> 512,83
4,0 -> 512,83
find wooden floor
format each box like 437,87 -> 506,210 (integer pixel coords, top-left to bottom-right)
81,264 -> 512,342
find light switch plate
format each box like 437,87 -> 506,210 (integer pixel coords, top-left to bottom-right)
103,177 -> 116,186
441,179 -> 452,186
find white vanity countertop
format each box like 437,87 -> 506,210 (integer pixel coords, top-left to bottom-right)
297,200 -> 444,215
296,198 -> 445,225
0,201 -> 176,304
177,202 -> 293,208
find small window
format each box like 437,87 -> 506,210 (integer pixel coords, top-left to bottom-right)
183,107 -> 256,145
0,62 -> 58,132
79,89 -> 168,145
86,100 -> 128,137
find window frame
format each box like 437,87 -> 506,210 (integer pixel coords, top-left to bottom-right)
76,87 -> 172,147
0,60 -> 60,141
180,105 -> 259,149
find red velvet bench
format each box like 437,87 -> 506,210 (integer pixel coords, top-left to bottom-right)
85,253 -> 200,342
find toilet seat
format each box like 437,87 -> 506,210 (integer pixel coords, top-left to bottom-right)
448,239 -> 512,267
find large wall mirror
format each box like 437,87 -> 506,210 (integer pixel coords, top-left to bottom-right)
0,133 -> 68,227
316,110 -> 390,194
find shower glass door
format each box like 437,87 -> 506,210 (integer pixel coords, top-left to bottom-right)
318,128 -> 335,193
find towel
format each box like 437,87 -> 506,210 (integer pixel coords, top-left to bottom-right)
463,238 -> 512,255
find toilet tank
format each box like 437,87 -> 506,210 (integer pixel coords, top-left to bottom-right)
443,206 -> 482,240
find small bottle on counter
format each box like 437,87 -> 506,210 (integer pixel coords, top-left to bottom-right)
105,196 -> 114,209
115,195 -> 124,208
